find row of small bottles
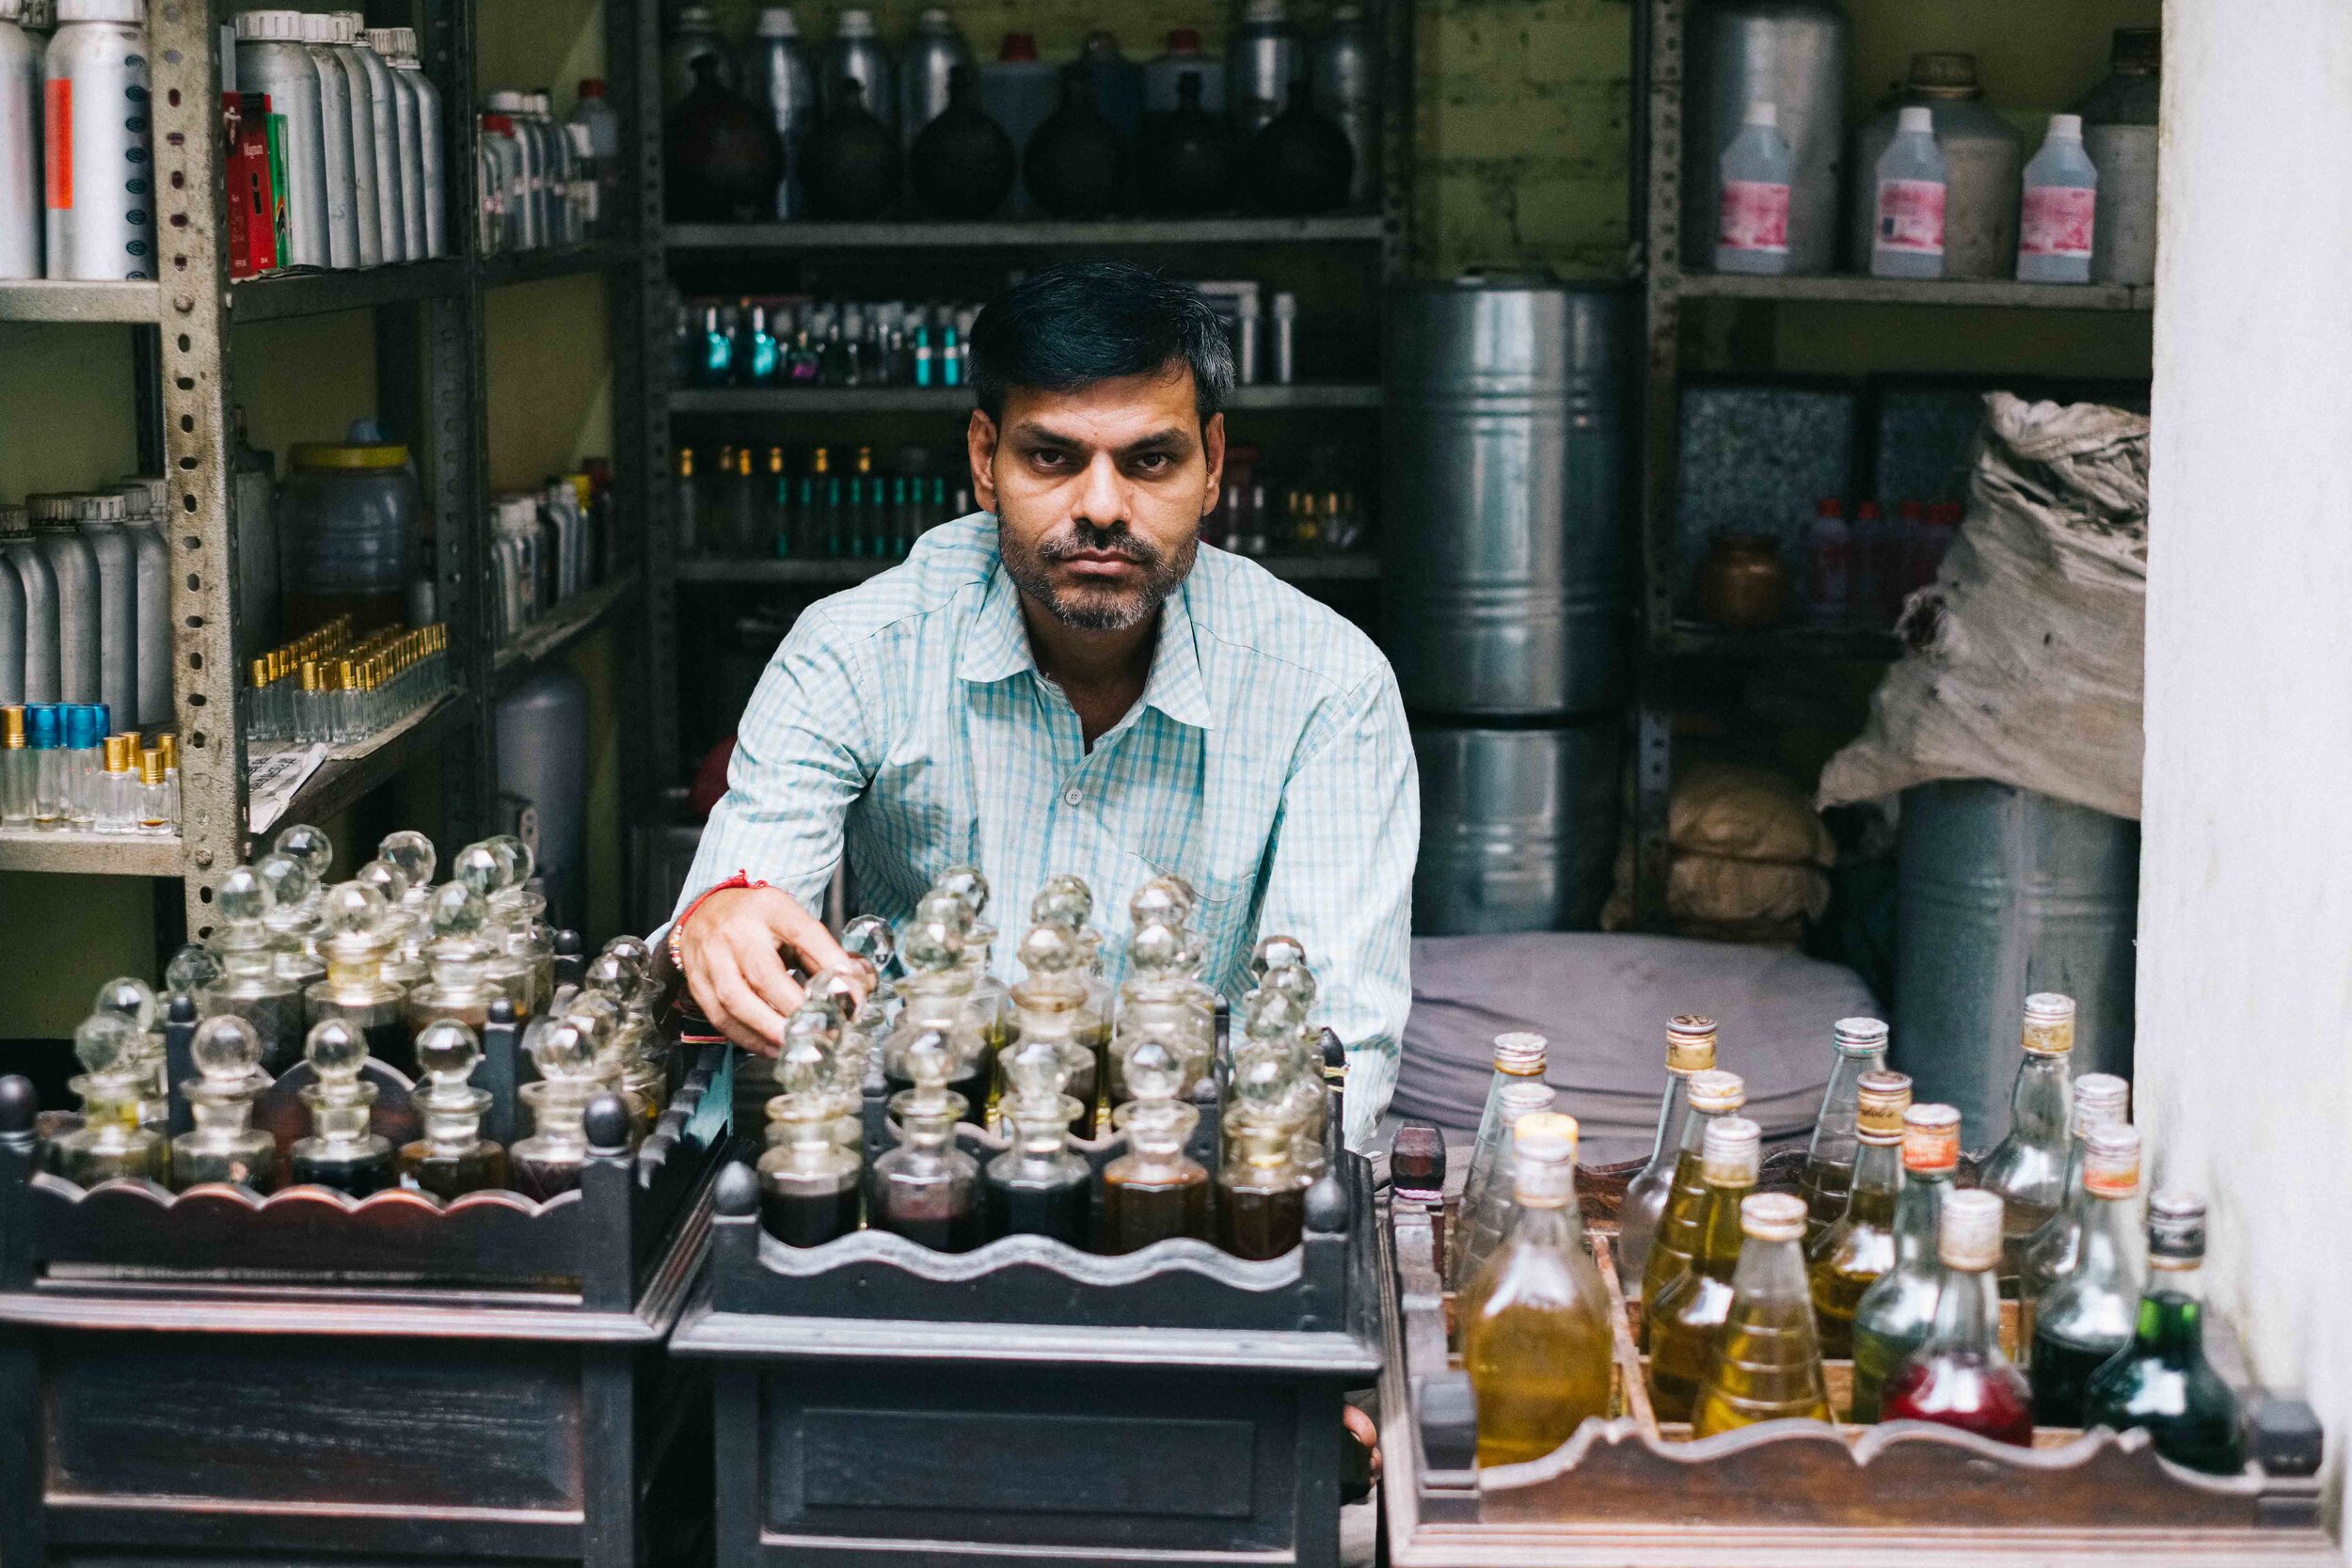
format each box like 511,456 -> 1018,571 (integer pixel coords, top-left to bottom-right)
676,443 -> 974,563
0,704 -> 177,834
243,618 -> 452,748
676,296 -> 981,390
755,867 -> 1331,1261
1450,1000 -> 2245,1477
0,479 -> 173,721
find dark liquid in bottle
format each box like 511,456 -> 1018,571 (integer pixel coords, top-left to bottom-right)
875,1180 -> 981,1252
359,1016 -> 417,1081
399,1141 -> 510,1200
1217,1184 -> 1305,1260
1880,1349 -> 2035,1444
291,1145 -> 399,1197
981,1173 -> 1091,1247
1101,1172 -> 1210,1253
2030,1327 -> 2127,1427
762,1183 -> 862,1246
513,1151 -> 585,1201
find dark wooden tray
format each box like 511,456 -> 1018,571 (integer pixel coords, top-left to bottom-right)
1377,1160 -> 2335,1567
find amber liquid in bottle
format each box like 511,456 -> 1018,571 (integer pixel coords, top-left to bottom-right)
1647,1119 -> 1758,1423
1101,1166 -> 1210,1251
1219,1185 -> 1305,1259
1806,1074 -> 1911,1359
1638,1072 -> 1744,1346
1692,1195 -> 1833,1436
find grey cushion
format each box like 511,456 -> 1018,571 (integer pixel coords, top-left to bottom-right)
1393,932 -> 1883,1164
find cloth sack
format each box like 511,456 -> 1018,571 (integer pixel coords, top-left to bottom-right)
1600,761 -> 1835,940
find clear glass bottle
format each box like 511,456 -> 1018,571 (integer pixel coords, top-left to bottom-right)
306,879 -> 412,1075
874,1027 -> 983,1251
1849,1101 -> 1963,1421
202,863 -> 308,1072
1619,1014 -> 1717,1296
1692,1193 -> 1834,1435
356,855 -> 428,992
289,1019 -> 397,1196
512,1016 -> 603,1200
169,1016 -> 277,1191
1807,1069 -> 1914,1358
1451,1078 -> 1559,1290
883,916 -> 991,1119
1101,1021 -> 1211,1252
51,1012 -> 169,1186
135,743 -> 172,833
2082,1192 -> 2245,1475
1980,992 -> 2078,1286
1449,1030 -> 1549,1283
758,1016 -> 864,1245
403,881 -> 503,1037
1638,1068 -> 1747,1338
1797,1017 -> 1890,1249
379,829 -> 439,925
397,1019 -> 510,1199
1109,914 -> 1216,1103
2028,1123 -> 2146,1426
1460,1114 -> 1612,1466
585,948 -> 666,1132
1880,1187 -> 2033,1443
1647,1114 -> 1760,1422
450,839 -> 539,1015
93,733 -> 134,832
0,705 -> 32,825
1216,1109 -> 1313,1261
257,850 -> 327,992
981,1040 -> 1092,1247
485,832 -> 556,1009
2018,1070 -> 2131,1351
90,974 -> 166,1130
1007,919 -> 1106,1138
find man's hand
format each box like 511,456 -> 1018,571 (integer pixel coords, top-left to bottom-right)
674,885 -> 856,1055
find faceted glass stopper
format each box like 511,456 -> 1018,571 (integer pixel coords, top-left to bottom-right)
1231,1044 -> 1292,1114
899,917 -> 963,974
191,1015 -> 264,1083
526,1017 -> 598,1084
92,974 -> 157,1032
841,913 -> 896,974
806,965 -> 864,1018
1018,921 -> 1082,979
452,841 -> 504,898
563,994 -> 622,1062
779,1007 -> 834,1098
255,851 -> 311,912
304,1017 -> 369,1083
914,888 -> 972,934
378,829 -> 437,889
415,1019 -> 481,1089
1245,988 -> 1308,1039
275,821 -> 335,878
488,832 -> 536,888
74,1011 -> 145,1077
354,857 -> 411,909
429,881 -> 489,941
601,932 -> 655,975
1030,872 -> 1092,929
215,863 -> 276,927
1127,918 -> 1184,978
901,1027 -> 953,1091
1260,958 -> 1318,1010
1006,1038 -> 1068,1102
1250,933 -> 1308,982
324,880 -> 389,942
1128,879 -> 1186,931
1121,1022 -> 1187,1101
582,950 -> 635,999
934,863 -> 988,916
165,942 -> 225,998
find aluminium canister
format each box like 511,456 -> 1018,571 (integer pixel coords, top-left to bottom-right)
1682,0 -> 1847,276
742,8 -> 817,218
497,665 -> 589,931
1310,4 -> 1377,211
1891,779 -> 2137,1139
41,0 -> 152,281
1411,721 -> 1621,935
0,552 -> 21,705
820,9 -> 895,132
0,507 -> 57,704
325,16 -> 380,266
301,12 -> 360,267
364,28 -> 425,258
1227,0 -> 1299,138
1383,277 -> 1628,718
234,11 -> 329,268
26,493 -> 98,704
75,491 -> 135,728
0,0 -> 40,279
350,23 -> 404,261
108,476 -> 169,724
898,8 -> 972,149
402,52 -> 446,256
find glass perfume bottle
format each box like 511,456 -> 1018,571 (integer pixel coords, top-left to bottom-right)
202,863 -> 307,1072
1639,1069 -> 1748,1338
874,1027 -> 983,1251
1692,1193 -> 1834,1435
1647,1114 -> 1761,1422
1849,1101 -> 1963,1421
1807,1069 -> 1914,1358
403,882 -> 504,1037
1101,1022 -> 1211,1252
290,1018 -> 397,1196
882,917 -> 991,1117
306,880 -> 412,1075
1244,958 -> 1329,1147
273,822 -> 337,975
2082,1192 -> 2246,1475
1451,1078 -> 1560,1291
163,942 -> 225,1020
1110,910 -> 1216,1101
1981,992 -> 2078,1287
485,833 -> 556,1009
52,1011 -> 170,1186
1459,1113 -> 1612,1466
512,1017 -> 604,1200
930,870 -> 1014,1104
169,1016 -> 277,1191
398,1019 -> 510,1199
356,856 -> 429,992
1619,1014 -> 1718,1295
2029,1123 -> 2147,1426
1007,919 -> 1106,1138
758,1003 -> 865,1245
453,840 -> 540,1015
1880,1187 -> 2032,1442
585,948 -> 666,1130
258,850 -> 328,990
1216,1102 -> 1313,1261
2018,1070 -> 2132,1351
378,829 -> 439,927
1030,874 -> 1113,1062
1796,1017 -> 1890,1249
981,1040 -> 1093,1247
91,974 -> 166,1130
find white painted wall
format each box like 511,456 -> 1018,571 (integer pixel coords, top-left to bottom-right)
2140,0 -> 2352,1533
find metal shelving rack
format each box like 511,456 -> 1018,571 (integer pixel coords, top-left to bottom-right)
631,0 -> 1418,824
1628,0 -> 2156,924
0,0 -> 650,944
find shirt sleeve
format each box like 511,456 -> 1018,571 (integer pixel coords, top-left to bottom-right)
672,607 -> 876,924
1254,664 -> 1419,1150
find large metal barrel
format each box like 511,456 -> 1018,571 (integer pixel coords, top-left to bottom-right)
1683,0 -> 1849,277
1412,721 -> 1621,934
497,664 -> 591,931
1383,277 -> 1627,718
1891,780 -> 2138,1141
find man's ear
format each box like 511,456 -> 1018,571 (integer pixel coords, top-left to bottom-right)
1200,411 -> 1226,517
967,409 -> 1000,514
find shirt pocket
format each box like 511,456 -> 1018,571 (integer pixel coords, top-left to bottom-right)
852,749 -> 963,909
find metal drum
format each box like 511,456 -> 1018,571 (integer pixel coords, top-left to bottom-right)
1683,0 -> 1848,277
497,665 -> 590,933
1384,277 -> 1627,718
1892,779 -> 2138,1141
1411,721 -> 1620,935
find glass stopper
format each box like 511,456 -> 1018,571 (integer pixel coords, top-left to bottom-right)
563,993 -> 622,1059
1128,879 -> 1184,930
1005,1037 -> 1068,1102
1018,921 -> 1081,978
323,880 -> 390,942
806,965 -> 863,1018
488,832 -> 536,887
304,1017 -> 368,1082
215,863 -> 276,926
1250,933 -> 1308,981
525,1016 -> 598,1083
1121,1020 -> 1188,1102
1127,918 -> 1184,977
378,829 -> 437,889
601,932 -> 655,975
1246,987 -> 1309,1037
190,1015 -> 264,1083
899,917 -> 963,973
1142,873 -> 1197,925
73,1011 -> 145,1077
451,841 -> 503,898
429,881 -> 488,941
841,913 -> 896,974
934,863 -> 988,915
92,974 -> 158,1032
354,857 -> 411,909
582,950 -> 634,998
1231,1045 -> 1291,1114
902,1027 -> 953,1090
914,888 -> 972,934
414,1019 -> 481,1091
165,942 -> 224,998
274,821 -> 335,878
1030,872 -> 1093,929
255,850 -> 311,911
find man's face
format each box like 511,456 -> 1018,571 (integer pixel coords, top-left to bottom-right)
970,366 -> 1226,634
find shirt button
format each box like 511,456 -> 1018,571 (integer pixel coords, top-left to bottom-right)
1063,785 -> 1084,807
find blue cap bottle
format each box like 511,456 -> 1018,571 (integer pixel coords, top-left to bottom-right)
26,703 -> 59,749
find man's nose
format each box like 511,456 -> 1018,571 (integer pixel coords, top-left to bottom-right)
1072,451 -> 1126,529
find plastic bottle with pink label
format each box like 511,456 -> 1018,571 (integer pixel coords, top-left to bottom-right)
2016,113 -> 2097,284
1870,105 -> 1947,280
1714,100 -> 1793,276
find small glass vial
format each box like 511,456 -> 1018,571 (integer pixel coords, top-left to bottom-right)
155,732 -> 180,824
1796,1017 -> 1889,1249
1619,1014 -> 1718,1291
1692,1192 -> 1835,1435
170,1016 -> 278,1191
94,734 -> 135,832
0,705 -> 33,824
51,1011 -> 170,1187
29,702 -> 65,826
398,1019 -> 510,1199
290,1018 -> 397,1196
202,863 -> 308,1072
982,1042 -> 1092,1247
873,1028 -> 982,1252
511,1016 -> 603,1199
1881,1187 -> 2034,1444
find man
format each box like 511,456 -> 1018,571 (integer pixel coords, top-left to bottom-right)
666,260 -> 1418,1147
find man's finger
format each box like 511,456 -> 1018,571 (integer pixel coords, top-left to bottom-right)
765,894 -> 856,982
698,943 -> 790,1056
724,930 -> 805,1041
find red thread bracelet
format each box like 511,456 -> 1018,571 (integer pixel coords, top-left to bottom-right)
668,871 -> 770,974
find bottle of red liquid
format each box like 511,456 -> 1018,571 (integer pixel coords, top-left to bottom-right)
1880,1186 -> 2034,1444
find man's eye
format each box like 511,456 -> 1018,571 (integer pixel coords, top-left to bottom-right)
1131,453 -> 1171,474
1028,450 -> 1071,469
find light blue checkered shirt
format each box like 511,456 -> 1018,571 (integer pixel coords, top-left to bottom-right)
676,515 -> 1418,1147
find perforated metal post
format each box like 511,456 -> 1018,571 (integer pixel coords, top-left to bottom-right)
1632,0 -> 1686,929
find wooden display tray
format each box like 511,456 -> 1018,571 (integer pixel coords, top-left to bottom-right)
1378,1159 -> 2336,1567
0,1038 -> 736,1568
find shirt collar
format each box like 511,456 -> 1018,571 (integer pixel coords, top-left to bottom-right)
957,557 -> 1216,733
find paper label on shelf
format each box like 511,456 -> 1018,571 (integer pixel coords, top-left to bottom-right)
1874,178 -> 1947,253
2019,184 -> 2096,259
1717,180 -> 1790,254
247,743 -> 327,833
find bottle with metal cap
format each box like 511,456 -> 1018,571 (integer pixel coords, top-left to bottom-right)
27,700 -> 64,823
92,731 -> 131,832
2018,1071 -> 2131,1329
1646,1113 -> 1760,1421
342,16 -> 404,262
0,704 -> 31,823
821,8 -> 894,135
898,8 -> 971,150
364,28 -> 424,258
570,78 -> 619,235
1692,1192 -> 1834,1434
485,91 -> 542,246
1227,0 -> 1299,139
0,504 -> 56,703
323,12 -> 381,267
663,3 -> 731,110
1310,3 -> 1375,209
1796,1016 -> 1890,1248
0,0 -> 40,279
741,12 -> 815,219
234,11 -> 329,269
73,491 -> 135,726
41,0 -> 151,281
1880,1186 -> 2034,1442
1450,1076 -> 1559,1291
1619,1015 -> 1717,1292
26,493 -> 97,704
1807,1069 -> 1915,1356
1851,52 -> 2022,280
105,475 -> 170,726
62,700 -> 102,826
1980,992 -> 2078,1283
2081,1192 -> 2245,1475
2028,1123 -> 2147,1425
1639,1067 -> 1748,1328
1849,1101 -> 1964,1420
298,11 -> 361,268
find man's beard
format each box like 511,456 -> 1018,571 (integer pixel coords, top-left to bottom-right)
999,517 -> 1197,632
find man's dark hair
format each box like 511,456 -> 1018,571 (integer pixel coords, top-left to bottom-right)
968,261 -> 1235,425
